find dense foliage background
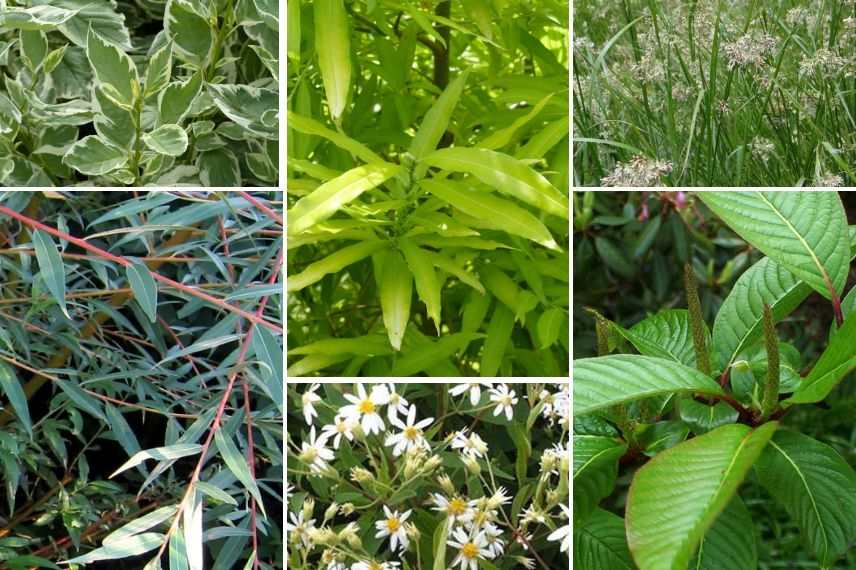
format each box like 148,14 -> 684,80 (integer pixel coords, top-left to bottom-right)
574,190 -> 856,567
0,1 -> 278,187
574,0 -> 856,186
0,191 -> 283,568
287,0 -> 570,377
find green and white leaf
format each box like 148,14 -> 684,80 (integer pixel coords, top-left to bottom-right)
143,124 -> 188,157
63,135 -> 128,176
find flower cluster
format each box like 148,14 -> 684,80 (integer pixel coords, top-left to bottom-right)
286,383 -> 570,569
601,155 -> 674,187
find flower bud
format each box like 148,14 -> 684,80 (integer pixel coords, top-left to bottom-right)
351,467 -> 374,485
405,522 -> 420,542
438,474 -> 455,495
340,503 -> 355,516
340,522 -> 362,550
463,456 -> 481,476
324,502 -> 340,522
546,490 -> 560,505
302,497 -> 315,520
424,455 -> 442,474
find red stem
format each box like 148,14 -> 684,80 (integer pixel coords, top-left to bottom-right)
238,191 -> 284,226
0,205 -> 282,334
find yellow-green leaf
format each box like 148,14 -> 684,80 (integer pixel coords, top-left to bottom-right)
409,70 -> 469,160
314,0 -> 351,120
420,147 -> 568,219
400,238 -> 442,333
287,162 -> 400,236
420,178 -> 559,250
287,240 -> 389,292
377,250 -> 412,351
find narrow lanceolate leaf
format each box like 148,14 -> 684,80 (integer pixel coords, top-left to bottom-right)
287,334 -> 394,356
389,333 -> 482,376
689,497 -> 757,570
63,533 -> 165,565
314,0 -> 351,119
574,435 -> 627,523
427,251 -> 485,294
785,314 -> 856,404
476,93 -> 553,150
126,259 -> 158,323
697,192 -> 850,300
755,430 -> 856,566
400,239 -> 442,332
0,363 -> 32,438
574,355 -> 725,416
287,163 -> 400,235
480,305 -> 515,377
536,307 -> 565,349
408,70 -> 469,160
420,148 -> 569,219
111,444 -> 203,478
86,28 -> 138,108
377,250 -> 413,351
287,111 -> 384,165
420,178 -> 559,250
214,430 -> 265,512
626,423 -> 778,570
287,240 -> 389,292
614,309 -> 703,367
32,229 -> 69,318
712,257 -> 811,371
104,505 -> 178,544
164,0 -> 213,65
63,135 -> 128,176
574,509 -> 635,569
142,124 -> 188,157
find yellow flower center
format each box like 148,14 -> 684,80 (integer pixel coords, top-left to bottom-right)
301,448 -> 318,462
336,422 -> 348,433
462,542 -> 479,559
501,395 -> 512,405
368,563 -> 383,570
448,497 -> 467,515
359,399 -> 376,414
404,426 -> 419,440
386,517 -> 401,532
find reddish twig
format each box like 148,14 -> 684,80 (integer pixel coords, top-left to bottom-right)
0,205 -> 282,334
238,191 -> 284,226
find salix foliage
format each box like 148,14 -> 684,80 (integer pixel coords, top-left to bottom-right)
0,191 -> 283,568
573,191 -> 856,569
575,1 -> 856,186
0,1 -> 278,187
287,1 -> 570,376
286,382 -> 570,569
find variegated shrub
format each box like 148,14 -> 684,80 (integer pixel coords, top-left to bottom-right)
287,0 -> 570,377
0,0 -> 278,187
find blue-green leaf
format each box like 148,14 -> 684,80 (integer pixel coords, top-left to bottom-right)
126,259 -> 158,323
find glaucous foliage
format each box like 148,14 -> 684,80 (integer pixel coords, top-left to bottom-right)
0,191 -> 283,568
0,1 -> 278,187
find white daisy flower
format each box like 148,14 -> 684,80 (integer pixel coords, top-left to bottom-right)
374,505 -> 412,553
547,504 -> 570,553
487,487 -> 511,509
447,528 -> 489,570
286,483 -> 294,501
321,414 -> 357,449
341,383 -> 390,435
431,493 -> 475,526
299,426 -> 334,473
386,383 -> 409,422
302,383 -> 321,425
482,522 -> 505,559
285,511 -> 315,547
451,429 -> 488,458
384,404 -> 433,457
449,382 -> 493,406
488,384 -> 518,421
351,562 -> 400,570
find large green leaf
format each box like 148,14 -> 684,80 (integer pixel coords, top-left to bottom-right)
287,240 -> 389,292
697,192 -> 849,300
574,355 -> 724,416
573,435 -> 626,523
419,147 -> 569,219
626,423 -> 777,570
614,309 -> 701,367
287,163 -> 400,235
688,497 -> 757,570
785,313 -> 856,404
574,508 -> 635,570
712,256 -> 811,371
754,430 -> 856,566
376,249 -> 412,351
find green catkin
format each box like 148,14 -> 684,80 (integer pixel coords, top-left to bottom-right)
759,304 -> 780,421
684,263 -> 711,376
